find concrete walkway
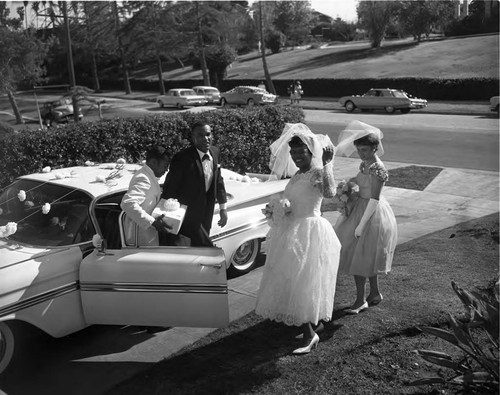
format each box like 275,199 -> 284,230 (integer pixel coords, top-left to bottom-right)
82,157 -> 498,395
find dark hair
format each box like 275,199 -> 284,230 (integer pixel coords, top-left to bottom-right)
191,121 -> 209,133
354,134 -> 379,148
288,136 -> 312,156
146,146 -> 169,161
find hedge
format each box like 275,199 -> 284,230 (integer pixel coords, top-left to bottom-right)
97,77 -> 499,101
0,106 -> 304,190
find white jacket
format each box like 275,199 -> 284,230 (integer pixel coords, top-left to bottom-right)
120,164 -> 161,246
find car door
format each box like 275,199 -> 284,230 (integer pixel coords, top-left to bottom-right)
79,211 -> 229,329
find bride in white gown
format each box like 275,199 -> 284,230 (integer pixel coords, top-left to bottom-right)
255,123 -> 341,355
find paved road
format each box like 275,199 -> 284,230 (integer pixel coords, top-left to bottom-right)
304,110 -> 499,172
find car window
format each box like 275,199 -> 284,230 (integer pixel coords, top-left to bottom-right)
392,91 -> 406,98
0,180 -> 94,246
181,90 -> 195,96
206,88 -> 218,93
365,90 -> 377,97
94,192 -> 124,249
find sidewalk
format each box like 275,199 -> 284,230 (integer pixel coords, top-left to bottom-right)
90,90 -> 494,117
84,157 -> 498,395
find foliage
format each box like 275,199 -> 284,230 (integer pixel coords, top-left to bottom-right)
445,0 -> 499,36
205,44 -> 238,87
0,19 -> 48,93
272,0 -> 314,46
0,106 -> 304,189
398,0 -> 455,42
357,0 -> 399,48
411,280 -> 499,394
265,28 -> 286,54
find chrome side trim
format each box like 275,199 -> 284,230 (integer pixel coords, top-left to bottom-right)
211,218 -> 267,242
80,282 -> 228,294
0,282 -> 79,317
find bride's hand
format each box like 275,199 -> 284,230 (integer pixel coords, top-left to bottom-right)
322,145 -> 334,165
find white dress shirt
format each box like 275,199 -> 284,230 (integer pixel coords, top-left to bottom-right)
196,148 -> 226,210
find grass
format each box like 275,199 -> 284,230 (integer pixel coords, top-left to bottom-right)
137,35 -> 499,81
386,166 -> 443,191
106,213 -> 499,395
105,163 -> 498,395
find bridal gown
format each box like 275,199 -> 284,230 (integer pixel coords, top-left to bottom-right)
256,165 -> 341,326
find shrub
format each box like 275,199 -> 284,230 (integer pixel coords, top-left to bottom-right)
410,280 -> 499,394
0,106 -> 304,189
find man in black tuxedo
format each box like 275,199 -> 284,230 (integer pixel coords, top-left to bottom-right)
161,121 -> 228,246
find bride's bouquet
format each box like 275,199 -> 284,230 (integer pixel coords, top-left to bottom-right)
262,195 -> 292,228
332,180 -> 359,217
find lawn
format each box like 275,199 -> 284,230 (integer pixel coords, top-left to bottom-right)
136,35 -> 499,82
107,213 -> 498,395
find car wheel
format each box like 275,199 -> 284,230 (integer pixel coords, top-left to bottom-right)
345,101 -> 356,112
0,322 -> 14,374
385,106 -> 396,114
247,98 -> 255,107
400,108 -> 411,114
228,239 -> 261,274
159,101 -> 164,108
176,103 -> 183,109
221,98 -> 227,107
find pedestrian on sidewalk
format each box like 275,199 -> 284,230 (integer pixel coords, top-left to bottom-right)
334,120 -> 398,315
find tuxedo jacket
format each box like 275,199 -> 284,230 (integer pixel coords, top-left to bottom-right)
161,145 -> 227,245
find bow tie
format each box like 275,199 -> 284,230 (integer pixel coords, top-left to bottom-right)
202,154 -> 210,161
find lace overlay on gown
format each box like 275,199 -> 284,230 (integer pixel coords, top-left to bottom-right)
255,163 -> 341,326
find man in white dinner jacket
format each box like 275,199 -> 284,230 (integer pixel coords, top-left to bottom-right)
121,146 -> 171,246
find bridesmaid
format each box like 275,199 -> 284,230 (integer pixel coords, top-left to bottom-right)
334,120 -> 398,314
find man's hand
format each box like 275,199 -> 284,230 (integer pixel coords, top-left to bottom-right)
218,209 -> 228,227
152,216 -> 173,233
322,145 -> 334,165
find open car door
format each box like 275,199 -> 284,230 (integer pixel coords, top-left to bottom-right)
79,212 -> 229,329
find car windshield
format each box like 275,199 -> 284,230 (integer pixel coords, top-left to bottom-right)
205,88 -> 219,93
180,90 -> 196,96
0,180 -> 94,246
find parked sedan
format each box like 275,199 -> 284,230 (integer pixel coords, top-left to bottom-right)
339,88 -> 427,114
40,98 -> 84,126
157,89 -> 207,109
0,162 -> 287,373
490,96 -> 499,113
220,86 -> 278,107
192,86 -> 221,105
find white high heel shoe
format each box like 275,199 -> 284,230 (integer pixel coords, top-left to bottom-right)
292,333 -> 319,355
344,301 -> 368,315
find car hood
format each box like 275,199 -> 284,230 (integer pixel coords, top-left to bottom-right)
0,239 -> 60,269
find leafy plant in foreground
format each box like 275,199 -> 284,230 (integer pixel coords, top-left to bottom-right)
411,280 -> 499,394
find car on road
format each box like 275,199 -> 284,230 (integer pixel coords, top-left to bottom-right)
192,86 -> 221,105
157,89 -> 208,109
40,98 -> 84,126
0,161 -> 286,374
220,86 -> 278,107
339,88 -> 427,114
490,96 -> 499,113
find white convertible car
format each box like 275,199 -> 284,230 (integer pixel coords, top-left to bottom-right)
0,162 -> 286,373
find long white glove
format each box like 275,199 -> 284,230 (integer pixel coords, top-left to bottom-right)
354,199 -> 379,238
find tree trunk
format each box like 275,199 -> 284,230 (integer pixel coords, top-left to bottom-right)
113,1 -> 131,94
7,90 -> 24,124
259,2 -> 275,95
91,51 -> 101,92
156,51 -> 165,95
196,2 -> 210,86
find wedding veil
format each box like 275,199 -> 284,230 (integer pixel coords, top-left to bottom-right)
335,120 -> 385,158
269,123 -> 334,179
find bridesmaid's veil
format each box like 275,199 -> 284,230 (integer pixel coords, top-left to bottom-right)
335,120 -> 385,158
